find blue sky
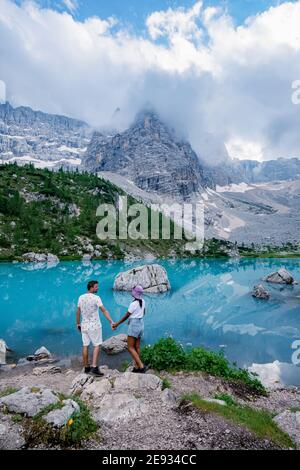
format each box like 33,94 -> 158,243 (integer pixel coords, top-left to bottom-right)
14,0 -> 294,29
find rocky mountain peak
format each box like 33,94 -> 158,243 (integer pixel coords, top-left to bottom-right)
83,109 -> 206,200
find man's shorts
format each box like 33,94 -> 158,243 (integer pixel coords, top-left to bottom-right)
81,327 -> 103,347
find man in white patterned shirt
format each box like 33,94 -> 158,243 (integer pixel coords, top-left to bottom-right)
76,280 -> 114,376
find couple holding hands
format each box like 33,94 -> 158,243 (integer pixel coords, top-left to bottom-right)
76,280 -> 147,377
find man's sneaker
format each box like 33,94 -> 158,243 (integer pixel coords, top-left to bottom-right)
132,367 -> 139,373
84,366 -> 91,374
90,366 -> 104,377
137,365 -> 148,374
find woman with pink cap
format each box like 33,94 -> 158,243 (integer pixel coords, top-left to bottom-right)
112,285 -> 147,373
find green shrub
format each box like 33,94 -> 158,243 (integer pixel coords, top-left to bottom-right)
141,337 -> 267,396
141,337 -> 186,371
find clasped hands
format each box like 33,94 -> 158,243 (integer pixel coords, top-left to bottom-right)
111,321 -> 118,331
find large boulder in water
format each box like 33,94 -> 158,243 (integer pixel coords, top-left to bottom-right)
265,268 -> 297,285
113,264 -> 171,293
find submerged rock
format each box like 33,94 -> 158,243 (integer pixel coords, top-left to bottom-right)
265,268 -> 297,285
252,284 -> 270,300
101,334 -> 128,355
114,264 -> 171,293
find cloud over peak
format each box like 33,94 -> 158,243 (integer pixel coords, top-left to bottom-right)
1,0 -> 300,162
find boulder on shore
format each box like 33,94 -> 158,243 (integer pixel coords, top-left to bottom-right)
113,264 -> 171,293
92,393 -> 148,424
252,284 -> 270,300
113,372 -> 162,392
0,387 -> 59,417
22,252 -> 59,265
0,340 -> 9,365
265,268 -> 297,285
26,346 -> 52,363
101,334 -> 128,355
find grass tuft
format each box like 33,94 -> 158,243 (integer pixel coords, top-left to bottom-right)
183,393 -> 296,449
0,387 -> 19,398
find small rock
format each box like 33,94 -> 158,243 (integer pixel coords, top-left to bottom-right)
204,398 -> 227,406
44,399 -> 80,428
34,346 -> 52,358
252,284 -> 270,300
161,388 -> 178,408
82,254 -> 92,262
32,366 -> 62,376
101,334 -> 128,355
70,373 -> 94,395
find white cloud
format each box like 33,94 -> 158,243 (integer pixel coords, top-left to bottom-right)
1,0 -> 300,161
146,1 -> 203,42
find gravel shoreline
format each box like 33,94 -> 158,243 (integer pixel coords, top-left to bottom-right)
1,363 -> 299,451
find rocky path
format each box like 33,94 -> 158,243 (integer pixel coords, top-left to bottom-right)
1,363 -> 300,451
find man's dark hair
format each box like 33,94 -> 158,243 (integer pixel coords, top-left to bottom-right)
87,280 -> 98,291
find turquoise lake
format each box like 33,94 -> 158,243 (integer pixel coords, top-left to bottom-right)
0,258 -> 300,385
